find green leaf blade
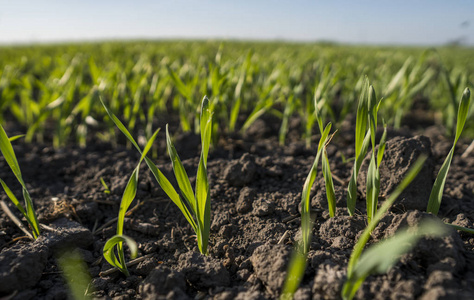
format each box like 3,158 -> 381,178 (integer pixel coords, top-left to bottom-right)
200,96 -> 212,165
426,147 -> 454,215
322,150 -> 336,218
166,125 -> 196,214
117,168 -> 139,236
0,124 -> 25,186
103,234 -> 138,276
0,179 -> 27,216
355,79 -> 369,155
100,97 -> 141,152
22,188 -> 40,238
454,87 -> 471,144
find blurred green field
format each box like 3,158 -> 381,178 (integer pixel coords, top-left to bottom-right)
0,41 -> 473,147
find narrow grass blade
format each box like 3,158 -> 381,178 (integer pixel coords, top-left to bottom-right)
314,94 -> 324,135
368,85 -> 377,149
229,97 -> 242,132
166,124 -> 196,213
0,179 -> 27,216
355,79 -> 369,155
322,149 -> 336,218
100,177 -> 111,194
346,131 -> 371,215
100,97 -> 141,152
279,96 -> 294,146
0,125 -> 40,238
22,188 -> 40,238
376,127 -> 387,168
455,88 -> 471,144
200,96 -> 212,165
301,123 -> 331,251
446,223 -> 474,234
103,235 -> 138,276
117,168 -> 139,236
195,155 -> 209,254
0,124 -> 25,185
114,128 -> 159,270
365,155 -> 380,224
8,134 -> 25,142
427,87 -> 470,215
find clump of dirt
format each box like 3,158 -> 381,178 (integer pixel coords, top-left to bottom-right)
359,135 -> 434,211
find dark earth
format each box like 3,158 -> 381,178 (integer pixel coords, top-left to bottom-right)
0,114 -> 473,300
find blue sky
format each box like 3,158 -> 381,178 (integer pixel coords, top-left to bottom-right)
0,0 -> 473,45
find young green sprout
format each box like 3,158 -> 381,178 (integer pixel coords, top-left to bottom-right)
101,96 -> 213,255
281,122 -> 332,299
100,177 -> 111,194
0,124 -> 41,239
314,95 -> 337,218
165,95 -> 213,254
102,124 -> 160,276
427,87 -> 471,215
347,78 -> 371,216
343,156 -> 427,299
301,123 -> 332,252
366,85 -> 388,223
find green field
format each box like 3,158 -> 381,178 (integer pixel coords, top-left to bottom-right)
1,41 -> 473,147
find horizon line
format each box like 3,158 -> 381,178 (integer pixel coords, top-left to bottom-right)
0,36 -> 473,48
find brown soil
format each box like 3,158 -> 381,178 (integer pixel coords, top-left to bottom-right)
0,117 -> 473,300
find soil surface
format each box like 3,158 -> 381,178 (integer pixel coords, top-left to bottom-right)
1,116 -> 474,300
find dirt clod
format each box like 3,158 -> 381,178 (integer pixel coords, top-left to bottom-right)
250,243 -> 291,295
0,242 -> 48,293
37,218 -> 93,252
359,135 -> 434,211
138,265 -> 187,300
223,153 -> 257,187
237,187 -> 256,214
177,251 -> 230,289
